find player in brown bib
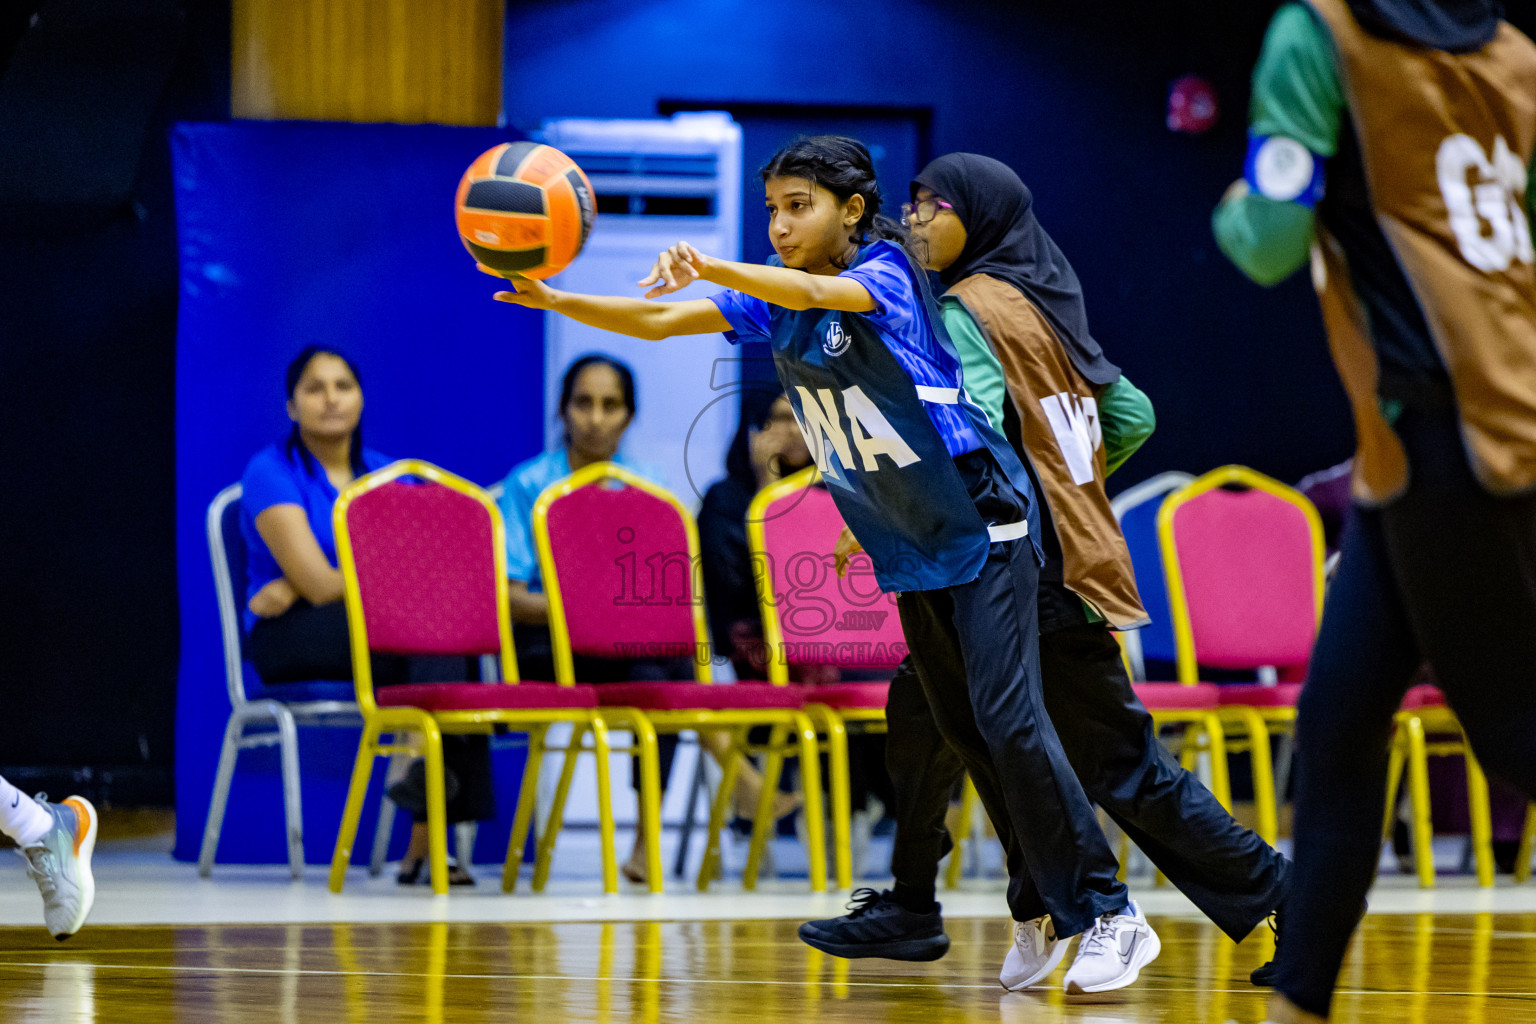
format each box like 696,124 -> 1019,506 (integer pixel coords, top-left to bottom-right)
1215,1 -> 1536,1021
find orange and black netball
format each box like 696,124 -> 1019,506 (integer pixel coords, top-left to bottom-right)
454,142 -> 596,279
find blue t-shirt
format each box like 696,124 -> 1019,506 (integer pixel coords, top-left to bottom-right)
240,442 -> 392,627
708,241 -> 982,459
499,447 -> 669,590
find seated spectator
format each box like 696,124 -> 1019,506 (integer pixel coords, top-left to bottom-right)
501,354 -> 796,884
242,345 -> 490,886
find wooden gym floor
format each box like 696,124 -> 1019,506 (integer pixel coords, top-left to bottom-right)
2,913 -> 1535,1023
5,813 -> 1536,1022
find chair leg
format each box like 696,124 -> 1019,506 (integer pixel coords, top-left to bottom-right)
793,711 -> 829,894
619,711 -> 665,894
274,706 -> 305,880
369,796 -> 397,878
672,740 -> 708,880
1383,723 -> 1407,842
533,723 -> 587,892
422,721 -> 451,896
814,706 -> 854,891
330,719 -> 385,894
1226,706 -> 1278,847
503,726 -> 548,893
1177,720 -> 1202,778
197,713 -> 247,878
1203,714 -> 1232,811
589,715 -> 619,895
1273,726 -> 1296,811
1402,716 -> 1436,889
698,728 -> 745,892
370,746 -> 410,878
1516,803 -> 1536,884
742,725 -> 785,892
944,776 -> 976,890
1463,744 -> 1496,888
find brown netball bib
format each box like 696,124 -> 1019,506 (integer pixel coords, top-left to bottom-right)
1307,0 -> 1536,501
947,275 -> 1147,629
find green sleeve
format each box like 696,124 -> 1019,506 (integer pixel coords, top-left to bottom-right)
1213,2 -> 1346,286
1098,375 -> 1155,476
940,297 -> 1009,431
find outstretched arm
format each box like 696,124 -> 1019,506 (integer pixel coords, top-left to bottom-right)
486,239 -> 879,340
491,271 -> 730,341
644,242 -> 876,313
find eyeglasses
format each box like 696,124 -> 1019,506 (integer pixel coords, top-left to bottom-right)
899,198 -> 954,226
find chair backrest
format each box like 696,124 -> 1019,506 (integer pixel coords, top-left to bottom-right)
1157,465 -> 1325,683
534,462 -> 712,683
1111,472 -> 1193,679
747,467 -> 906,683
334,460 -> 517,710
208,482 -> 252,707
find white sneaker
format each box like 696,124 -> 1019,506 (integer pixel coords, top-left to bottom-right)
19,795 -> 97,940
1061,900 -> 1160,994
999,914 -> 1067,990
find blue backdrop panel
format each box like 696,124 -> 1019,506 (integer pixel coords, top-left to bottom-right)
172,121 -> 546,864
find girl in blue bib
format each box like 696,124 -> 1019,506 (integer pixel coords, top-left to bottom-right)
487,136 -> 1131,948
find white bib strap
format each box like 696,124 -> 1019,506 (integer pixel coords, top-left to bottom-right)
915,385 -> 960,404
987,521 -> 1029,543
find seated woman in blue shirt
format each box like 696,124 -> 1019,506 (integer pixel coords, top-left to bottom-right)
242,346 -> 490,886
501,354 -> 796,885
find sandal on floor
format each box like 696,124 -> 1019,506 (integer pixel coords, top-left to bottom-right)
396,857 -> 476,886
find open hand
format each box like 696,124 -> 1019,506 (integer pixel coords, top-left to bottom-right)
833,526 -> 864,579
479,264 -> 560,309
638,242 -> 711,298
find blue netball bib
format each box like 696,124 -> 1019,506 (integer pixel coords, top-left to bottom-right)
765,243 -> 1042,592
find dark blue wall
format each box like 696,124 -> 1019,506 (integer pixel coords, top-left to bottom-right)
170,121 -> 545,860
505,0 -> 1355,488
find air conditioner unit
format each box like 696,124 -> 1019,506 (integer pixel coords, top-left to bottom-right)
540,113 -> 743,510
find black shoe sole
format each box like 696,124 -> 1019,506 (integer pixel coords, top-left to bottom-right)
797,925 -> 950,962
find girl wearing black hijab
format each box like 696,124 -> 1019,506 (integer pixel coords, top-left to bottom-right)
802,154 -> 1290,996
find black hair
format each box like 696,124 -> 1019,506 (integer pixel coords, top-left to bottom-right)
558,353 -> 637,442
759,135 -> 907,267
283,345 -> 367,479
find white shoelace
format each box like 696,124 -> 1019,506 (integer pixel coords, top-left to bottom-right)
1076,912 -> 1127,958
1014,916 -> 1055,948
20,847 -> 56,896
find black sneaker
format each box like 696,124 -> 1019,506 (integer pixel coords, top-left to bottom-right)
1250,907 -> 1282,987
798,888 -> 950,961
1251,898 -> 1367,987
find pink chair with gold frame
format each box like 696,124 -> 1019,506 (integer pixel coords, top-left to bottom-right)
533,461 -> 829,892
326,459 -> 639,896
1157,464 -> 1324,847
